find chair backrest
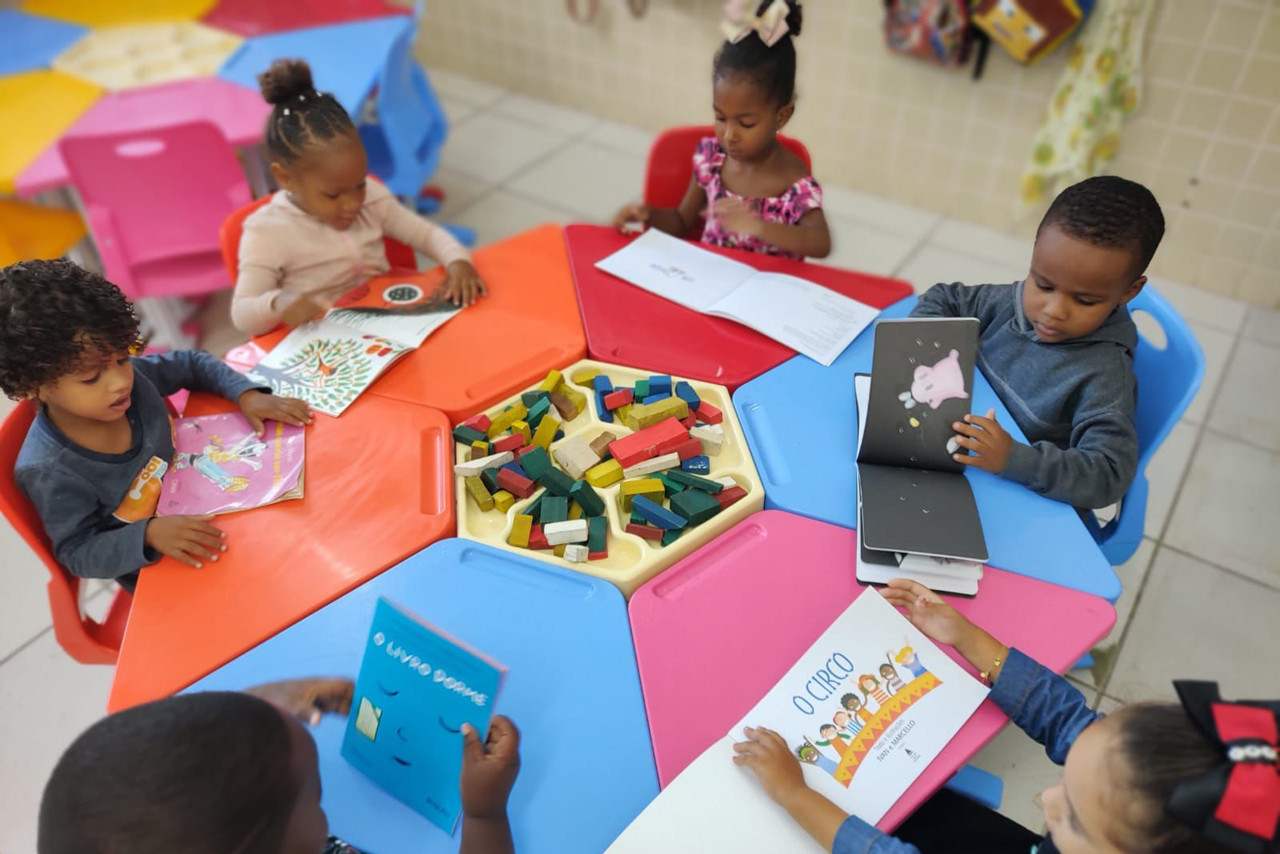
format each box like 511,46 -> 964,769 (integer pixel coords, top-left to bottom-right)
1127,287 -> 1206,469
643,125 -> 813,211
59,121 -> 251,297
0,401 -> 126,663
217,184 -> 418,285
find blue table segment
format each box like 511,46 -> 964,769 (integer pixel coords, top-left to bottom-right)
0,10 -> 87,77
217,15 -> 410,115
733,296 -> 1119,600
187,539 -> 659,854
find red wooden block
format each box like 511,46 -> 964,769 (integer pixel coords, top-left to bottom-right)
714,485 -> 747,510
669,437 -> 704,461
462,413 -> 491,432
588,550 -> 608,560
603,388 -> 634,410
609,418 -> 688,469
695,402 -> 723,424
497,467 -> 537,498
681,413 -> 697,429
491,433 -> 526,453
528,525 -> 551,549
625,523 -> 664,541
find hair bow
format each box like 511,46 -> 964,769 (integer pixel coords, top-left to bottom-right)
1169,681 -> 1280,854
721,0 -> 790,47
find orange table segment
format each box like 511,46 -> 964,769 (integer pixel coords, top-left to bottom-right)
108,393 -> 455,711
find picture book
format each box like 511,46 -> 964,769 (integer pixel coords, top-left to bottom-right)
342,598 -> 507,835
248,269 -> 461,416
854,319 -> 988,565
606,589 -> 989,852
595,228 -> 879,367
156,413 -> 304,517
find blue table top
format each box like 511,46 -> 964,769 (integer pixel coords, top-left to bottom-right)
732,296 -> 1119,600
187,539 -> 659,854
217,15 -> 410,115
0,11 -> 87,77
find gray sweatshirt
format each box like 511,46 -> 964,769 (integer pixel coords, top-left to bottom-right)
14,352 -> 264,590
911,281 -> 1138,510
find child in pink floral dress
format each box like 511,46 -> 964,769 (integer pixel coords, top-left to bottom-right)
614,1 -> 830,260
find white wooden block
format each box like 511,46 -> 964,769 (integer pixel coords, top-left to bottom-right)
453,450 -> 514,477
690,423 -> 725,455
543,519 -> 589,545
553,435 -> 601,480
715,476 -> 738,488
562,544 -> 589,563
622,452 -> 681,479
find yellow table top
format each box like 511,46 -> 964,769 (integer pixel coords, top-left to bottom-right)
21,0 -> 216,27
0,199 -> 86,264
0,71 -> 102,194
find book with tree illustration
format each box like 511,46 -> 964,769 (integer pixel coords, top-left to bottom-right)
156,412 -> 304,516
342,597 -> 507,835
248,269 -> 461,416
606,589 -> 989,852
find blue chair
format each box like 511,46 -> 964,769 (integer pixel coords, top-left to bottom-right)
1085,287 -> 1205,564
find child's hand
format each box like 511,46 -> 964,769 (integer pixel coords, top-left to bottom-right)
247,678 -> 354,725
445,260 -> 487,307
280,293 -> 327,329
460,716 -> 521,819
238,389 -> 312,436
734,726 -> 808,809
612,202 -> 650,233
879,579 -> 975,647
712,197 -> 763,239
145,514 -> 226,568
951,408 -> 1012,474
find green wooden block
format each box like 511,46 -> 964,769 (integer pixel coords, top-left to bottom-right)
630,509 -> 647,525
541,496 -> 569,524
667,470 -> 725,493
588,515 -> 607,553
521,389 -> 551,407
480,467 -> 501,493
570,480 -> 605,516
655,472 -> 686,496
539,468 -> 574,497
525,492 -> 545,522
635,379 -> 649,398
520,447 -> 553,480
452,424 -> 488,445
661,528 -> 683,547
526,396 -> 552,428
670,488 -> 722,526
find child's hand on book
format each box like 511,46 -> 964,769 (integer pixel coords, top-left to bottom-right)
612,203 -> 651,233
734,726 -> 807,808
460,716 -> 521,819
712,197 -> 763,239
879,579 -> 976,648
950,408 -> 1012,474
444,260 -> 487,307
238,389 -> 312,436
145,514 -> 226,568
279,293 -> 328,329
246,678 -> 354,725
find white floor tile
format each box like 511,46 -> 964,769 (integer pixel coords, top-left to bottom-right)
439,94 -> 481,129
1180,322 -> 1235,424
1096,695 -> 1123,715
896,244 -> 1026,294
820,184 -> 942,243
426,69 -> 508,107
1243,306 -> 1280,346
0,632 -> 115,854
1208,338 -> 1280,452
825,215 -> 920,278
1143,419 -> 1197,537
493,93 -> 600,136
448,190 -> 576,249
0,524 -> 51,661
439,112 -> 569,185
1106,547 -> 1280,702
583,120 -> 655,159
969,724 -> 1063,832
507,140 -> 644,223
426,166 -> 496,220
1074,537 -> 1156,690
1166,432 -> 1280,588
1147,276 -> 1247,334
928,219 -> 1032,271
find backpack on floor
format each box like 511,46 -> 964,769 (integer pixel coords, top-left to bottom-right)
883,0 -> 974,67
971,0 -> 1094,64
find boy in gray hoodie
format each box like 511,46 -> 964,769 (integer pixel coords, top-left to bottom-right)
912,176 -> 1164,510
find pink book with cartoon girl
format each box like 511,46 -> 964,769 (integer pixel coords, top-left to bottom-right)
156,413 -> 305,517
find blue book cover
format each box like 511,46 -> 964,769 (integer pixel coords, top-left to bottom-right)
341,597 -> 507,834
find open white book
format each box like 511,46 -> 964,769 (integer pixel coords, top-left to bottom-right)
607,589 -> 989,852
595,229 -> 879,367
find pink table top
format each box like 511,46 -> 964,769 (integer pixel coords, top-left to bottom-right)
202,0 -> 409,37
628,509 -> 1116,831
16,76 -> 269,198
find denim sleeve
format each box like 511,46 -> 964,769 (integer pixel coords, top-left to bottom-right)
910,283 -> 1008,334
132,351 -> 264,401
832,814 -> 921,854
990,648 -> 1103,765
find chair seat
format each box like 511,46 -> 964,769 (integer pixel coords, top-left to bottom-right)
130,251 -> 229,299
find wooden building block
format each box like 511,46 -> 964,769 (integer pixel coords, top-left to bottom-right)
622,452 -> 681,479
454,450 -> 514,477
487,403 -> 528,437
461,413 -> 491,433
544,519 -> 589,545
570,480 -> 605,516
508,514 -> 533,548
631,496 -> 686,530
587,516 -> 607,554
512,420 -> 531,442
549,392 -> 579,421
666,437 -> 704,461
453,424 -> 487,445
568,501 -> 585,520
469,441 -> 490,461
715,476 -> 739,488
537,369 -> 563,394
589,431 -> 618,458
661,528 -> 683,547
553,435 -> 601,480
585,459 -> 623,488
671,488 -> 721,526
538,468 -> 575,497
681,455 -> 711,474
667,469 -> 724,493
690,423 -> 725,455
715,485 -> 749,510
675,381 -> 701,411
681,413 -> 698,429
465,476 -> 494,511
695,402 -> 723,424
649,375 -> 672,396
624,396 -> 688,431
562,387 -> 588,417
603,388 -> 633,410
562,544 -> 589,563
528,525 -> 551,550
497,467 -> 537,498
521,390 -> 550,408
540,496 -> 569,525
619,478 -> 665,512
530,414 -> 560,451
526,396 -> 552,428
491,433 -> 525,454
615,403 -> 633,424
481,468 -> 502,493
519,446 -> 553,480
655,472 -> 686,496
493,490 -> 515,513
634,379 -> 649,398
625,523 -> 664,541
608,418 -> 687,469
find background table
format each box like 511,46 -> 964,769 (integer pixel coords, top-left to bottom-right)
629,510 -> 1116,829
0,70 -> 101,193
187,538 -> 659,854
732,297 -> 1120,600
203,0 -> 409,37
20,0 -> 216,26
17,77 -> 270,197
565,224 -> 914,391
109,392 -> 455,711
0,9 -> 87,77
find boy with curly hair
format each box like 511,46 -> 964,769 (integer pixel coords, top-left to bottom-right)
1,260 -> 311,590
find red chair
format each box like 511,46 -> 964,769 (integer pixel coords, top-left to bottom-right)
642,125 -> 812,239
0,401 -> 133,664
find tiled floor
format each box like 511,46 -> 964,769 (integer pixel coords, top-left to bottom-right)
3,70 -> 1280,850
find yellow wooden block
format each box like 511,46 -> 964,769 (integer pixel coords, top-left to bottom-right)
624,397 -> 688,431
512,420 -> 531,442
508,514 -> 534,548
553,544 -> 567,557
537,369 -> 563,393
487,403 -> 528,437
493,490 -> 515,513
568,501 -> 585,520
469,440 -> 490,460
531,414 -> 560,451
563,387 -> 588,414
465,476 -> 494,511
585,459 -> 623,488
619,478 -> 664,512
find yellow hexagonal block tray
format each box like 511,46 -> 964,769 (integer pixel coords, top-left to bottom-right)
53,22 -> 242,90
455,359 -> 764,597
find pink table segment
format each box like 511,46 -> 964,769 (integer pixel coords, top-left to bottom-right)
16,76 -> 270,198
628,510 -> 1115,831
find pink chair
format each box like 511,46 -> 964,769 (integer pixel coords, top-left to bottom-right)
59,121 -> 251,344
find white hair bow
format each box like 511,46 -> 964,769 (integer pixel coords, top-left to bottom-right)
721,0 -> 791,47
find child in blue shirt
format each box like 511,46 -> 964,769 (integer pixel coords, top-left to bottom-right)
912,176 -> 1165,510
1,260 -> 311,590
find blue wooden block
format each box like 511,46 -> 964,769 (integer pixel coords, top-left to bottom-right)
642,393 -> 669,405
500,461 -> 528,478
675,381 -> 701,410
554,429 -> 565,441
596,392 -> 614,423
631,496 -> 686,531
680,455 -> 711,474
649,375 -> 672,396
592,375 -> 613,393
